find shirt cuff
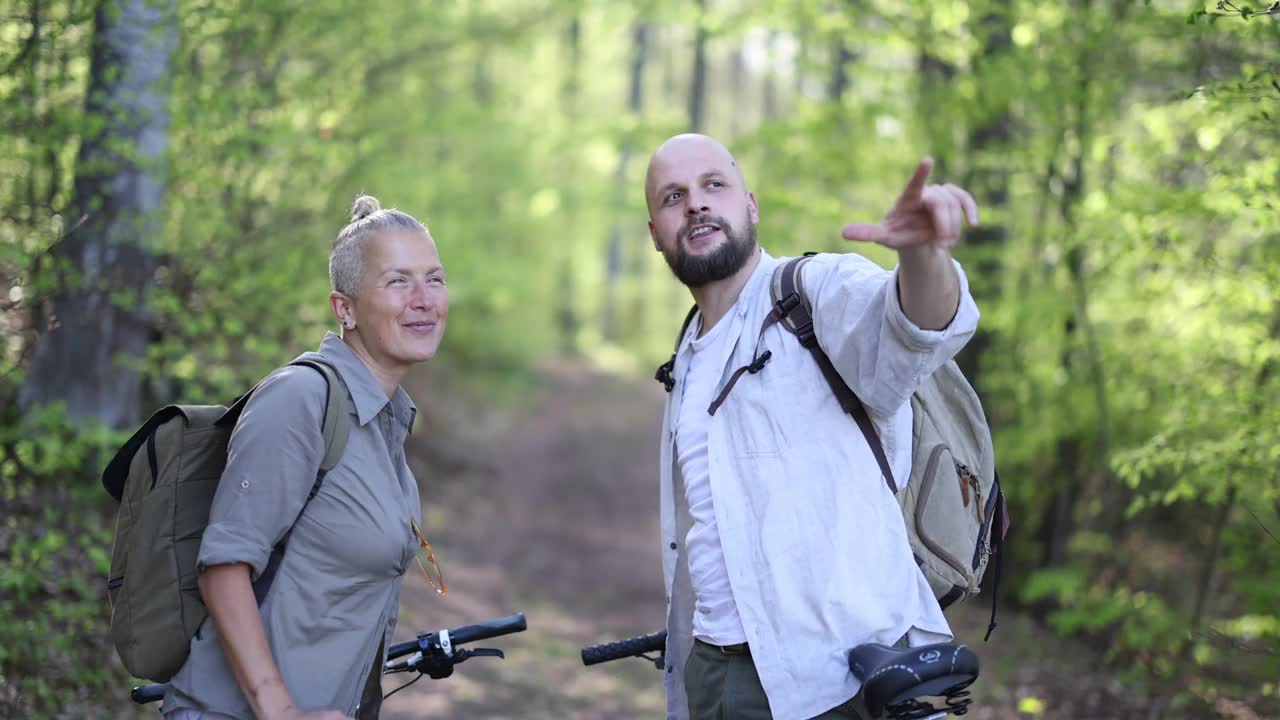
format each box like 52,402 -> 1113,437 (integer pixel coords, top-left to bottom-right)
885,258 -> 979,351
197,521 -> 273,580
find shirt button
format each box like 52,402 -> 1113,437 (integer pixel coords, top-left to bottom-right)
669,542 -> 678,550
240,480 -> 249,489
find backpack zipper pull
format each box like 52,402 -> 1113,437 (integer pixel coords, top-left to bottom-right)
957,463 -> 984,525
972,477 -> 984,526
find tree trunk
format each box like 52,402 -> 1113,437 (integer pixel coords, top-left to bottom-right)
20,0 -> 177,430
953,0 -> 1012,386
916,28 -> 957,178
1176,485 -> 1236,671
603,22 -> 650,343
1031,0 -> 1124,559
556,15 -> 583,355
729,45 -> 747,137
1062,0 -> 1126,537
828,0 -> 862,102
1038,436 -> 1079,569
688,0 -> 708,131
23,0 -> 44,219
762,30 -> 779,121
472,46 -> 493,104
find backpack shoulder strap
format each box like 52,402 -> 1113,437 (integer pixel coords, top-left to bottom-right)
770,255 -> 818,346
288,358 -> 351,473
252,358 -> 352,603
217,358 -> 352,472
101,406 -> 187,502
771,253 -> 899,495
655,304 -> 700,392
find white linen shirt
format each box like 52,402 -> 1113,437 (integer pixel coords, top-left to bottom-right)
658,249 -> 980,720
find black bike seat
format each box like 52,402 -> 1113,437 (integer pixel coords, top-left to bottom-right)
131,683 -> 168,704
848,642 -> 978,717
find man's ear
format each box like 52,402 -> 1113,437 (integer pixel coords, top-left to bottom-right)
747,191 -> 760,225
648,220 -> 661,251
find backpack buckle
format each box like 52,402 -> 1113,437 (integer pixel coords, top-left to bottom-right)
794,321 -> 817,349
774,292 -> 801,318
747,351 -> 772,374
655,356 -> 676,392
774,292 -> 818,348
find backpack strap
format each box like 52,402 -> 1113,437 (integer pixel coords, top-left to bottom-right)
770,255 -> 899,495
101,406 -> 187,502
289,359 -> 351,473
655,304 -> 701,392
251,358 -> 352,602
984,473 -> 1006,641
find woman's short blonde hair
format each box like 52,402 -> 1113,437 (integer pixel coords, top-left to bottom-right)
329,195 -> 428,298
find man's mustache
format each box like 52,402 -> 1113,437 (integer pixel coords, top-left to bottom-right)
679,217 -> 729,244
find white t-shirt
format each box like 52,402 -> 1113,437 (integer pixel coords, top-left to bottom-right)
676,312 -> 747,645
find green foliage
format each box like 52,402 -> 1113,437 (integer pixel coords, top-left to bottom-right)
2,0 -> 1279,715
1023,567 -> 1185,676
0,390 -> 135,716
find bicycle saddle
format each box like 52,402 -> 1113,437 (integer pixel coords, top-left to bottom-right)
848,642 -> 978,718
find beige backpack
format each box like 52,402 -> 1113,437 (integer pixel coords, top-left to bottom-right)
770,255 -> 1009,638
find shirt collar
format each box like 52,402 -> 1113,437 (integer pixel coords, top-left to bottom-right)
737,248 -> 780,319
312,332 -> 418,431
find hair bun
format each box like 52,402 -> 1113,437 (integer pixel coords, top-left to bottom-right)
350,195 -> 382,222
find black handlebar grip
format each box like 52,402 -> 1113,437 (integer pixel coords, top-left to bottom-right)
131,683 -> 168,704
386,637 -> 418,660
581,630 -> 667,666
449,612 -> 528,646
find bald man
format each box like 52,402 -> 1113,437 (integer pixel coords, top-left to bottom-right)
645,134 -> 981,720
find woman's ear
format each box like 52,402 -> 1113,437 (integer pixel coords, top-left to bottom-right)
330,291 -> 356,330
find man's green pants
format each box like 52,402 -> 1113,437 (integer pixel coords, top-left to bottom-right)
684,639 -> 877,720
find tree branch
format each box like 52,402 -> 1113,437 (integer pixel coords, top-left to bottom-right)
1215,1 -> 1280,17
1193,1 -> 1280,20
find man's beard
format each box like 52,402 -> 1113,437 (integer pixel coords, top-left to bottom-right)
661,215 -> 758,289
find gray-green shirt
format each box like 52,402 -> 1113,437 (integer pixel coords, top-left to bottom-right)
164,333 -> 422,719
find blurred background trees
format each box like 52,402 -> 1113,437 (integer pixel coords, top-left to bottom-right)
2,0 -> 1277,716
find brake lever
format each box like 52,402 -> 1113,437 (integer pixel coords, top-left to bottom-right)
457,648 -> 505,661
408,647 -> 507,679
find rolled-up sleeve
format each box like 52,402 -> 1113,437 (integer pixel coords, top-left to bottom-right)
806,252 -> 979,417
198,366 -> 327,579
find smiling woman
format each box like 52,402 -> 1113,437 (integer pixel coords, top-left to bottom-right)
160,195 -> 450,720
329,196 -> 450,396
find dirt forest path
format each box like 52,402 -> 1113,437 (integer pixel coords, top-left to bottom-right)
379,361 -> 1171,720
382,360 -> 670,720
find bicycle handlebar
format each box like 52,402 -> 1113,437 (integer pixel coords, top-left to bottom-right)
386,612 -> 527,661
131,613 -> 529,705
581,629 -> 666,666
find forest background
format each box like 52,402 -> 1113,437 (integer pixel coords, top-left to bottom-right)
2,0 -> 1279,718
